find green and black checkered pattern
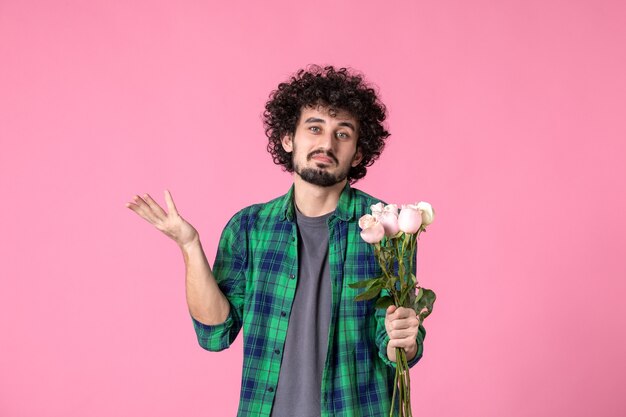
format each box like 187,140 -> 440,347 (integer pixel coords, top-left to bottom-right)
191,183 -> 426,417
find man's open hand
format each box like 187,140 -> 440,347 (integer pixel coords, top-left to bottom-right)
125,190 -> 199,249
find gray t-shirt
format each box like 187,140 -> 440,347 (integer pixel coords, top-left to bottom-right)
270,208 -> 333,417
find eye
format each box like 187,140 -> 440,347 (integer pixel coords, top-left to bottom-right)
336,131 -> 350,139
308,126 -> 321,133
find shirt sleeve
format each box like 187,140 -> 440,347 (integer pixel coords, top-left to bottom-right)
191,211 -> 247,351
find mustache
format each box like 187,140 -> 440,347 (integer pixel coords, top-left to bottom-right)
307,150 -> 338,164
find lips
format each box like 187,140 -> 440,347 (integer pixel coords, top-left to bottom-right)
308,151 -> 337,165
312,155 -> 334,164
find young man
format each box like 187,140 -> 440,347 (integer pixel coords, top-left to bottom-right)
126,65 -> 426,417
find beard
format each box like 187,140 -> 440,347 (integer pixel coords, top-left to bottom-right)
292,146 -> 352,187
296,165 -> 349,187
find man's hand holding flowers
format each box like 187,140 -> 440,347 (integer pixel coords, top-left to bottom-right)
385,305 -> 421,362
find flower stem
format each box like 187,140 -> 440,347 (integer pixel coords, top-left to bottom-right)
398,353 -> 403,416
405,350 -> 412,416
389,357 -> 399,417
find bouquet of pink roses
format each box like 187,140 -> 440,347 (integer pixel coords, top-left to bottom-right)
350,201 -> 436,417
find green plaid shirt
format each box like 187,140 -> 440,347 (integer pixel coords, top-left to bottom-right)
191,183 -> 426,416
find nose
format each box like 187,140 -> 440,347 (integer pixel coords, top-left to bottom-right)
316,129 -> 334,150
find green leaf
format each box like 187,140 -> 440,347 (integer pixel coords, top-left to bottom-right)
415,287 -> 423,303
348,277 -> 381,289
354,284 -> 383,301
414,288 -> 437,320
388,275 -> 398,288
374,295 -> 394,310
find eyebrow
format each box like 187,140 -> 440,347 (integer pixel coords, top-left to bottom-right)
304,117 -> 356,131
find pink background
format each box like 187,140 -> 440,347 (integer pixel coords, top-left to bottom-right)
1,0 -> 625,416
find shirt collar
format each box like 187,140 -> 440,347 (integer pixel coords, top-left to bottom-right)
280,182 -> 354,222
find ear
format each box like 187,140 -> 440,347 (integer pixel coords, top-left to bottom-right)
351,146 -> 364,167
281,134 -> 293,153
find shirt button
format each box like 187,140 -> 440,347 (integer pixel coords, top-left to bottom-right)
289,274 -> 295,279
291,236 -> 296,242
280,311 -> 287,317
267,387 -> 274,393
274,349 -> 280,354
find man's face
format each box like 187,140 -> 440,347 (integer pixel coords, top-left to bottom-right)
281,105 -> 363,187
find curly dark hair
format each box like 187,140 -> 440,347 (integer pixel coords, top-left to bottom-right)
263,65 -> 390,183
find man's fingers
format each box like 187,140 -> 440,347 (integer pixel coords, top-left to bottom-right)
142,193 -> 167,219
388,337 -> 417,350
126,197 -> 158,225
388,328 -> 418,340
389,316 -> 419,331
394,307 -> 415,319
386,306 -> 415,321
164,189 -> 179,216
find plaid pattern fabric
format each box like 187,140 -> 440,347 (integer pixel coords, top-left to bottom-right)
191,183 -> 426,417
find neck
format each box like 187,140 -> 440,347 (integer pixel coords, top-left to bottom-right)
292,175 -> 347,217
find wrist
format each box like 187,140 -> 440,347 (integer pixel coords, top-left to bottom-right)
180,233 -> 201,254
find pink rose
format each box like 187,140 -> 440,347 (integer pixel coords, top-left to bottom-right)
370,202 -> 384,219
383,204 -> 398,216
416,201 -> 435,226
358,214 -> 385,244
359,214 -> 376,229
379,205 -> 399,237
398,205 -> 423,234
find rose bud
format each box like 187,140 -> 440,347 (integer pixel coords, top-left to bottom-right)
370,202 -> 384,219
379,208 -> 400,237
416,201 -> 435,226
383,204 -> 398,216
398,206 -> 423,234
358,214 -> 385,243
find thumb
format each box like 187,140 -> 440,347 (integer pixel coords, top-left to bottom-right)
164,189 -> 179,216
386,305 -> 397,316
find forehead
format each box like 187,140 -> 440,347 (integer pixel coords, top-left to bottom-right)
298,104 -> 358,126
